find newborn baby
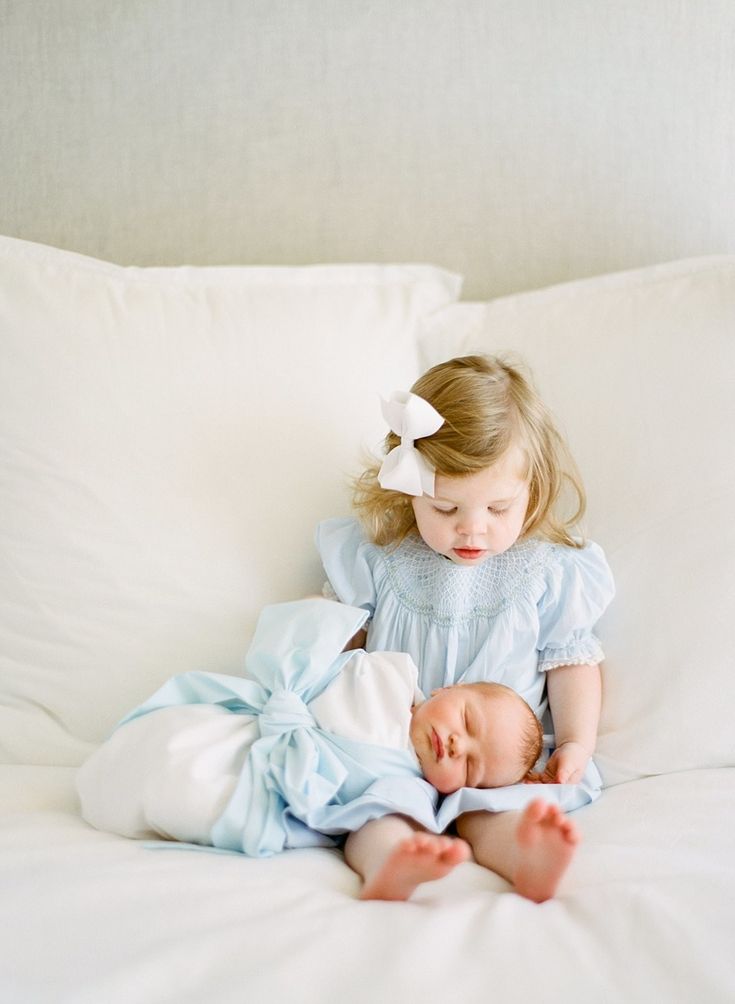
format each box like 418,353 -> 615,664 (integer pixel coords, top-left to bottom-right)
77,599 -> 542,862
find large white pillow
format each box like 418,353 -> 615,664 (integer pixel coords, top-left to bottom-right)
0,236 -> 460,765
419,257 -> 735,785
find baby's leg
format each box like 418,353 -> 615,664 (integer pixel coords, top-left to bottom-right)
456,799 -> 580,903
344,815 -> 470,901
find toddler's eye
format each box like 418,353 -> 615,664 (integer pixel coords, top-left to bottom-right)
433,506 -> 456,516
488,507 -> 507,516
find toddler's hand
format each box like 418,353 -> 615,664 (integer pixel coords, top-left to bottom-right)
343,628 -> 367,652
525,742 -> 590,785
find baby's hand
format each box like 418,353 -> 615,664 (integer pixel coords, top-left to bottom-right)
525,742 -> 590,785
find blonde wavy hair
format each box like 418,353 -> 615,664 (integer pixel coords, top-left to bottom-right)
353,354 -> 586,548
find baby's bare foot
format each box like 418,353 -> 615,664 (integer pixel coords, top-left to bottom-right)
360,833 -> 470,901
513,799 -> 580,903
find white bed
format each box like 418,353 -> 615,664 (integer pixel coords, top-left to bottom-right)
2,237 -> 734,1003
2,765 -> 733,1003
1,4 -> 735,1002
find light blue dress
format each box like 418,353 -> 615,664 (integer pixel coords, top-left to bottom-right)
316,518 -> 615,721
316,517 -> 615,814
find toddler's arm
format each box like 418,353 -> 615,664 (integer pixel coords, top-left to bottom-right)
304,591 -> 366,650
534,663 -> 601,784
343,627 -> 367,651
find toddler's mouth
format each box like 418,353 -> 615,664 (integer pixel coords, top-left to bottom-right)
453,547 -> 487,561
431,728 -> 444,761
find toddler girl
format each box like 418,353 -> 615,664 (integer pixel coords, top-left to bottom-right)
317,354 -> 615,901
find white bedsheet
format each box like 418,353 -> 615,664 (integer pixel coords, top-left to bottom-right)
1,766 -> 733,1004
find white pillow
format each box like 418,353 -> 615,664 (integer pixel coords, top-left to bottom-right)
419,257 -> 735,785
0,236 -> 460,765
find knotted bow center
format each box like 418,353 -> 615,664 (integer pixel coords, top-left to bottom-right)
258,689 -> 315,738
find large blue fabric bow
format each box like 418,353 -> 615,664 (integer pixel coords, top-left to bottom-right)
117,599 -> 424,857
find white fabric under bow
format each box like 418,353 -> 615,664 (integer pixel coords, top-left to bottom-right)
377,391 -> 445,496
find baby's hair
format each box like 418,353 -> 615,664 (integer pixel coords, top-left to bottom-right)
353,354 -> 586,548
469,682 -> 544,782
518,700 -> 544,779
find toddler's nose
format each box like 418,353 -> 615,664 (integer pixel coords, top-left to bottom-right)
457,513 -> 486,537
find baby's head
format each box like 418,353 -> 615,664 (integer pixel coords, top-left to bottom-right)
409,682 -> 543,794
354,354 -> 585,551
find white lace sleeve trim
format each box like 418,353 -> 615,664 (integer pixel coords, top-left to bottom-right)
538,635 -> 605,673
538,656 -> 603,673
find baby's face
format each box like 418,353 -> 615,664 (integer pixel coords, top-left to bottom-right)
409,683 -> 531,794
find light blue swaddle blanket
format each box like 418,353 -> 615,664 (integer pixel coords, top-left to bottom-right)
117,599 -> 437,856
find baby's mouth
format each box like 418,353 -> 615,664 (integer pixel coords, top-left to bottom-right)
431,728 -> 444,761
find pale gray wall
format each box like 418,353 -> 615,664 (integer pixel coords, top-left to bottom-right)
2,0 -> 734,298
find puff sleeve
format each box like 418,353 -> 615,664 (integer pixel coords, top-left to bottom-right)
536,542 -> 615,672
315,517 -> 380,617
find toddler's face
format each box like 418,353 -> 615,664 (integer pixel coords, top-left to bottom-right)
411,448 -> 529,566
409,683 -> 531,794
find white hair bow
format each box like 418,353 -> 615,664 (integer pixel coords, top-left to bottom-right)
377,391 -> 445,497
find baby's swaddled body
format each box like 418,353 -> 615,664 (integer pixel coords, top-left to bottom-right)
77,643 -> 420,847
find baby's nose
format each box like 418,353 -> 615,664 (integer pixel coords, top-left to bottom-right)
448,734 -> 463,758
